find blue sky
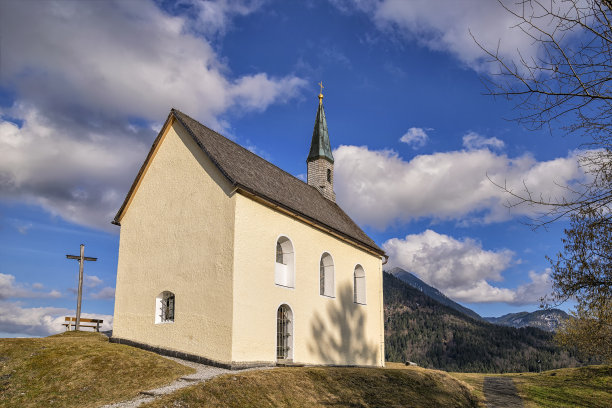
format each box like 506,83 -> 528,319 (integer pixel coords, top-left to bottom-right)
0,0 -> 586,337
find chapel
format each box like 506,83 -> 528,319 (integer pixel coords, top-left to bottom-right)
110,90 -> 386,368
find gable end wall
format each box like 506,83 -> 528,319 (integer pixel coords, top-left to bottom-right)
113,120 -> 236,364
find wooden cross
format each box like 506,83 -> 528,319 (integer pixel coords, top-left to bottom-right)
66,244 -> 97,331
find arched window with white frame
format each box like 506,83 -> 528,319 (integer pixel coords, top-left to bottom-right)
275,236 -> 295,288
354,265 -> 366,305
319,252 -> 335,297
155,291 -> 175,323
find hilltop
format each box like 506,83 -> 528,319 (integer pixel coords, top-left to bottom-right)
0,332 -> 478,408
0,331 -> 193,407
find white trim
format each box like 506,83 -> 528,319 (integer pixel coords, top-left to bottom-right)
154,290 -> 176,324
274,234 -> 295,288
353,264 -> 366,305
318,251 -> 335,298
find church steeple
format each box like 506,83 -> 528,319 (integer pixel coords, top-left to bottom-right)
307,83 -> 336,202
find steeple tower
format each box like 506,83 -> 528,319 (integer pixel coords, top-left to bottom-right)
307,82 -> 336,202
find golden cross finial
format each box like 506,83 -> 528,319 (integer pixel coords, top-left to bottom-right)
318,81 -> 324,102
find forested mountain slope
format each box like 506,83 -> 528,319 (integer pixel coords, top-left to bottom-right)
388,267 -> 482,321
383,272 -> 583,373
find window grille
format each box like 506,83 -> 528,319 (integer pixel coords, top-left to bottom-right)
277,305 -> 291,360
276,241 -> 285,264
161,292 -> 175,322
319,258 -> 325,295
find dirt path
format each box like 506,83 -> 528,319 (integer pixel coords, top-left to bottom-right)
101,356 -> 270,408
483,377 -> 523,408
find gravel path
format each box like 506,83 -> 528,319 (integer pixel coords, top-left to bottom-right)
100,357 -> 270,408
483,377 -> 524,408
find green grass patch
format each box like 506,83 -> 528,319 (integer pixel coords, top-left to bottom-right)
143,363 -> 478,408
512,365 -> 612,408
451,365 -> 612,408
0,331 -> 194,408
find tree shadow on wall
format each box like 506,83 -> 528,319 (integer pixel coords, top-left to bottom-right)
309,284 -> 379,366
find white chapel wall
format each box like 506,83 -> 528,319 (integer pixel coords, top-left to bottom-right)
231,193 -> 385,367
113,119 -> 236,364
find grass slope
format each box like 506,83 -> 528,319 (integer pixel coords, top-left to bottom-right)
0,331 -> 194,408
142,363 -> 478,408
453,365 -> 612,408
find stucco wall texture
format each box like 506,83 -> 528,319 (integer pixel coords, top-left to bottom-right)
113,122 -> 236,363
233,193 -> 384,366
113,120 -> 384,367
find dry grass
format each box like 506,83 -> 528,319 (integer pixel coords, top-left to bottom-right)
512,365 -> 612,408
451,365 -> 612,408
143,363 -> 478,408
0,331 -> 194,408
449,372 -> 486,407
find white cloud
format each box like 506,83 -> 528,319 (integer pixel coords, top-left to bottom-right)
384,230 -> 551,304
334,145 -> 586,229
0,0 -> 306,230
514,269 -> 552,305
0,273 -> 63,300
399,127 -> 430,149
84,275 -> 103,289
0,106 -> 147,230
0,301 -> 113,336
0,1 -> 304,127
462,131 -> 505,150
330,0 -> 559,72
91,287 -> 116,300
176,0 -> 267,38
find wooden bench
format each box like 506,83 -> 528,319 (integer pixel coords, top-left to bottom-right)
63,317 -> 103,332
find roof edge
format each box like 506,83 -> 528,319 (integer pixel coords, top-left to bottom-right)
113,111 -> 176,225
235,184 -> 385,256
112,108 -> 385,259
113,109 -> 238,225
170,109 -> 237,186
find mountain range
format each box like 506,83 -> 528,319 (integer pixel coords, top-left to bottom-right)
387,267 -> 568,331
382,271 -> 583,372
387,266 -> 482,321
484,309 -> 569,331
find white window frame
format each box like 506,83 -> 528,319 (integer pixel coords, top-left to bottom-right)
354,265 -> 366,305
155,291 -> 175,324
319,252 -> 335,298
274,235 -> 295,288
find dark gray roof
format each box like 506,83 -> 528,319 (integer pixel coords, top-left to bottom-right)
115,109 -> 383,255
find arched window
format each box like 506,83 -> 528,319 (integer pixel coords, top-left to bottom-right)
276,304 -> 293,361
326,168 -> 331,183
354,265 -> 366,305
319,252 -> 334,297
155,291 -> 175,323
275,236 -> 295,288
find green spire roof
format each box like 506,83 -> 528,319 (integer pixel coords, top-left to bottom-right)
307,96 -> 334,163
